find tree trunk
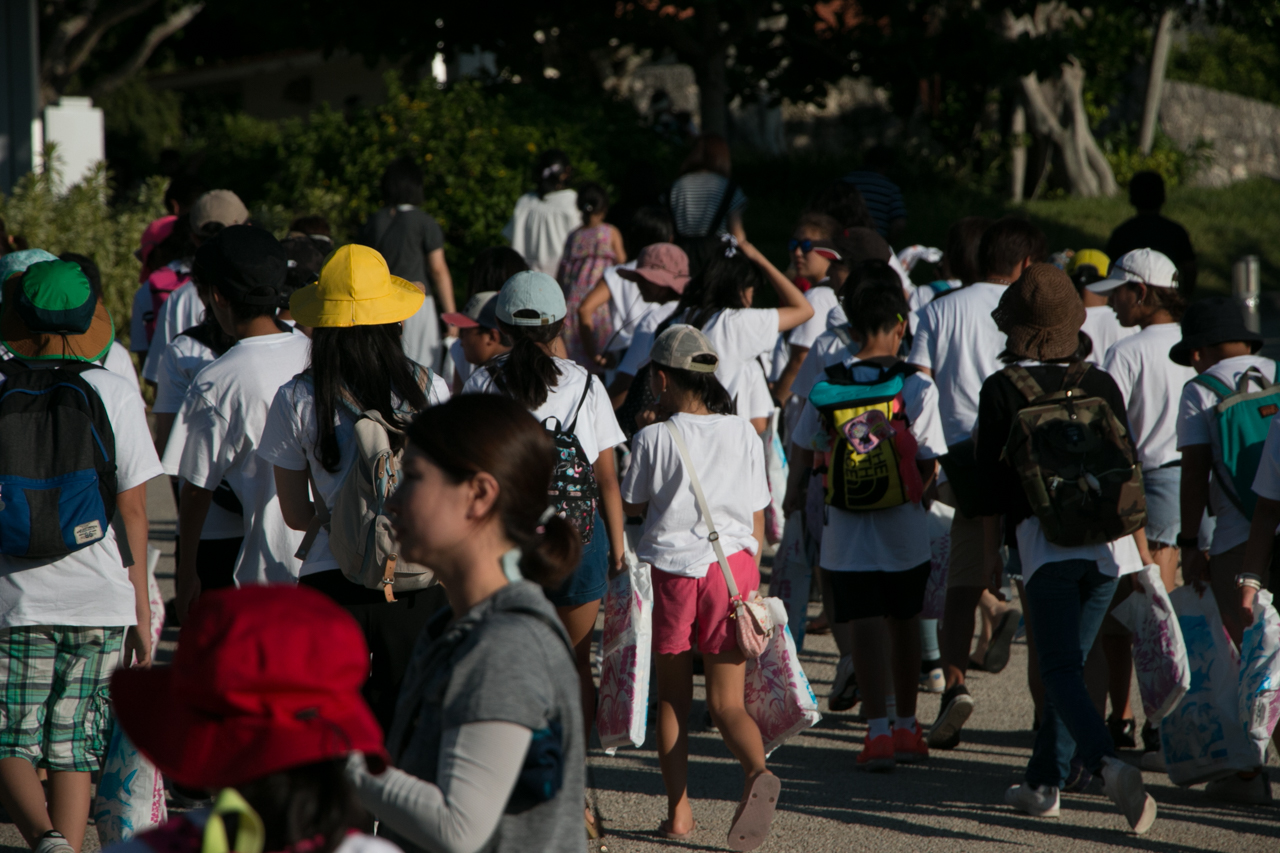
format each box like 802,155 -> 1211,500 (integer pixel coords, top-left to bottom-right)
1010,99 -> 1027,202
1138,8 -> 1176,155
1021,59 -> 1118,197
696,45 -> 729,137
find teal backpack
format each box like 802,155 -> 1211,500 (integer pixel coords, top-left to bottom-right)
1191,366 -> 1280,520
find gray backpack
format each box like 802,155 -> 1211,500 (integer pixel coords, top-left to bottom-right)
295,369 -> 436,601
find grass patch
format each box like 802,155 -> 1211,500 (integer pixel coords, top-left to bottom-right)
739,155 -> 1279,297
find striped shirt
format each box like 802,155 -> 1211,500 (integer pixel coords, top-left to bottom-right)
842,171 -> 907,238
669,171 -> 747,238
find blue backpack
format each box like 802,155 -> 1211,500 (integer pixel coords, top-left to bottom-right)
1192,366 -> 1280,520
0,360 -> 119,559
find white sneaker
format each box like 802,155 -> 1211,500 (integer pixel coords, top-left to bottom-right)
829,655 -> 859,712
920,666 -> 945,694
1005,783 -> 1060,817
1101,756 -> 1157,834
34,832 -> 74,853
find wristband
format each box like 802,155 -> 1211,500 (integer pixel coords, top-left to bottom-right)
1236,573 -> 1263,591
1176,534 -> 1200,548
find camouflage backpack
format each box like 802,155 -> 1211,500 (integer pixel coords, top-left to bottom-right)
1000,361 -> 1146,547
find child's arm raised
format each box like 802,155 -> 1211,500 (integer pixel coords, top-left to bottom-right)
740,240 -> 813,332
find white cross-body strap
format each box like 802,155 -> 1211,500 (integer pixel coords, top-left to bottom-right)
664,420 -> 740,600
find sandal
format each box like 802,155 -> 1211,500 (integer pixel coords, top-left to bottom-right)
585,800 -> 603,840
727,772 -> 781,851
657,819 -> 697,840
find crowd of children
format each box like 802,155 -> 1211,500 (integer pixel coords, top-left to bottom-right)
0,144 -> 1277,853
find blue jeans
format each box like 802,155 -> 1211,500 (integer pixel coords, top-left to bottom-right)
1024,559 -> 1119,788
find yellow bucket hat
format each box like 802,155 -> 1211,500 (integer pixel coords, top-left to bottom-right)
289,244 -> 424,327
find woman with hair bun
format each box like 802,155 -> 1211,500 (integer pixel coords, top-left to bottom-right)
348,393 -> 587,853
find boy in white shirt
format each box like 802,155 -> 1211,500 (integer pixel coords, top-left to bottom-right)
1175,296 -> 1277,641
793,283 -> 946,771
0,260 -> 160,853
908,218 -> 1041,747
163,226 -> 311,618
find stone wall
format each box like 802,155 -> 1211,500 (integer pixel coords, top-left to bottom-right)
1160,80 -> 1280,186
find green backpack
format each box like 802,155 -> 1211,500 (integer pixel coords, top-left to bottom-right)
1191,366 -> 1280,520
1000,361 -> 1147,547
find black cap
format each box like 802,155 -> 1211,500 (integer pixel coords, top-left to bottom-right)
1169,296 -> 1264,367
278,235 -> 325,307
193,225 -> 287,308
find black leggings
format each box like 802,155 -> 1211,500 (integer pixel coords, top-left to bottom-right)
299,569 -> 447,731
195,537 -> 244,592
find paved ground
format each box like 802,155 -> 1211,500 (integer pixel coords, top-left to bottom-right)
3,476 -> 1278,853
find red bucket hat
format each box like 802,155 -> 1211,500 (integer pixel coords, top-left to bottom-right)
112,586 -> 388,790
618,243 -> 691,294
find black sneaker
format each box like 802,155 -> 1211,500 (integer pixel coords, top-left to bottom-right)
927,683 -> 974,749
1108,716 -> 1137,749
1141,721 -> 1160,753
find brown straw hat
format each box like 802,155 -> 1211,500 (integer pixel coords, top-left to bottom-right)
991,263 -> 1086,361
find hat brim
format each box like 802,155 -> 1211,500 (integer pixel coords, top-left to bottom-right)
0,283 -> 115,363
289,275 -> 425,328
618,267 -> 691,295
112,666 -> 389,790
1169,332 -> 1265,367
441,312 -> 480,328
1085,277 -> 1128,295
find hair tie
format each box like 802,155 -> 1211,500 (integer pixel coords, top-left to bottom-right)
536,505 -> 556,534
722,234 -> 740,258
541,163 -> 563,179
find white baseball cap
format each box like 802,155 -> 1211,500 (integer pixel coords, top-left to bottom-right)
496,271 -> 566,326
1086,248 -> 1179,294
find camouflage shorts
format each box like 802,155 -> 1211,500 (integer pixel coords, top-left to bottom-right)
0,626 -> 124,771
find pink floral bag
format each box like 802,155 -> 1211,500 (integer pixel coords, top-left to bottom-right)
664,421 -> 774,658
1109,564 -> 1190,722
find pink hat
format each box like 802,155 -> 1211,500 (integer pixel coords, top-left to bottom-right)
618,243 -> 691,294
137,215 -> 177,282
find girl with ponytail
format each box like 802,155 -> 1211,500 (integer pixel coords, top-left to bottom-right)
350,394 -> 586,851
620,325 -> 780,849
462,271 -> 626,838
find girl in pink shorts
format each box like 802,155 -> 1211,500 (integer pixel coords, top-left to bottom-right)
621,324 -> 779,852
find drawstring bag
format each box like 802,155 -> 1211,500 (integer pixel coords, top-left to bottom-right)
663,421 -> 773,658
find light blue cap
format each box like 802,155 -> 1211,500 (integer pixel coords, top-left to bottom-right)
0,249 -> 59,296
496,270 -> 566,326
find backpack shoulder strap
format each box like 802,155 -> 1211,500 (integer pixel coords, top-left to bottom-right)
1062,359 -> 1091,390
1191,373 -> 1234,400
1236,365 -> 1276,394
1001,364 -> 1046,404
832,324 -> 853,347
565,371 -> 593,433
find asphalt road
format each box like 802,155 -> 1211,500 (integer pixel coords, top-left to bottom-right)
2,476 -> 1277,853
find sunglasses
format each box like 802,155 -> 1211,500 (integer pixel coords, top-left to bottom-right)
788,238 -> 813,253
789,238 -> 842,261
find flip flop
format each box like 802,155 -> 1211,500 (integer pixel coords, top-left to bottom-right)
727,772 -> 781,851
982,609 -> 1021,675
657,819 -> 697,840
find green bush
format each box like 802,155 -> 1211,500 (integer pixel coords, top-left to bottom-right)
189,75 -> 680,291
1169,27 -> 1280,106
0,155 -> 166,349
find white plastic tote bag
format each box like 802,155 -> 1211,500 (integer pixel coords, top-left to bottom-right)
1238,589 -> 1280,767
94,548 -> 168,844
768,512 -> 812,649
762,408 -> 789,545
1109,564 -> 1190,722
596,552 -> 654,753
1161,584 -> 1256,785
744,597 -> 821,755
921,501 -> 953,620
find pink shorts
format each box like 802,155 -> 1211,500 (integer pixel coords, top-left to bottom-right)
651,550 -> 760,656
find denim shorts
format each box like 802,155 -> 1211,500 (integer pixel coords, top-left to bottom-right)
548,510 -> 609,608
1143,466 -> 1181,548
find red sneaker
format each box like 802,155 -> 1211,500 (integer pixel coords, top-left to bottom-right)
857,733 -> 896,772
894,722 -> 929,763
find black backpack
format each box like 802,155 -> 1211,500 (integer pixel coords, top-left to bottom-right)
544,383 -> 599,545
0,360 -> 120,559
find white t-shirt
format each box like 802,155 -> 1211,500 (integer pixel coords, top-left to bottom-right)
502,190 -> 580,275
788,284 -> 839,351
907,282 -> 1009,446
152,333 -> 243,540
908,279 -> 960,314
102,342 -> 140,395
1250,414 -> 1280,501
258,370 -> 451,576
1082,305 -> 1137,366
1101,323 -> 1195,470
622,413 -> 769,577
163,332 -> 312,584
616,302 -> 680,377
0,366 -> 163,628
723,360 -> 773,422
142,280 -> 204,383
792,326 -> 857,402
464,357 -> 626,459
793,355 -> 947,573
603,261 -> 645,353
698,307 -> 780,390
1016,518 -> 1145,584
1177,354 -> 1278,555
